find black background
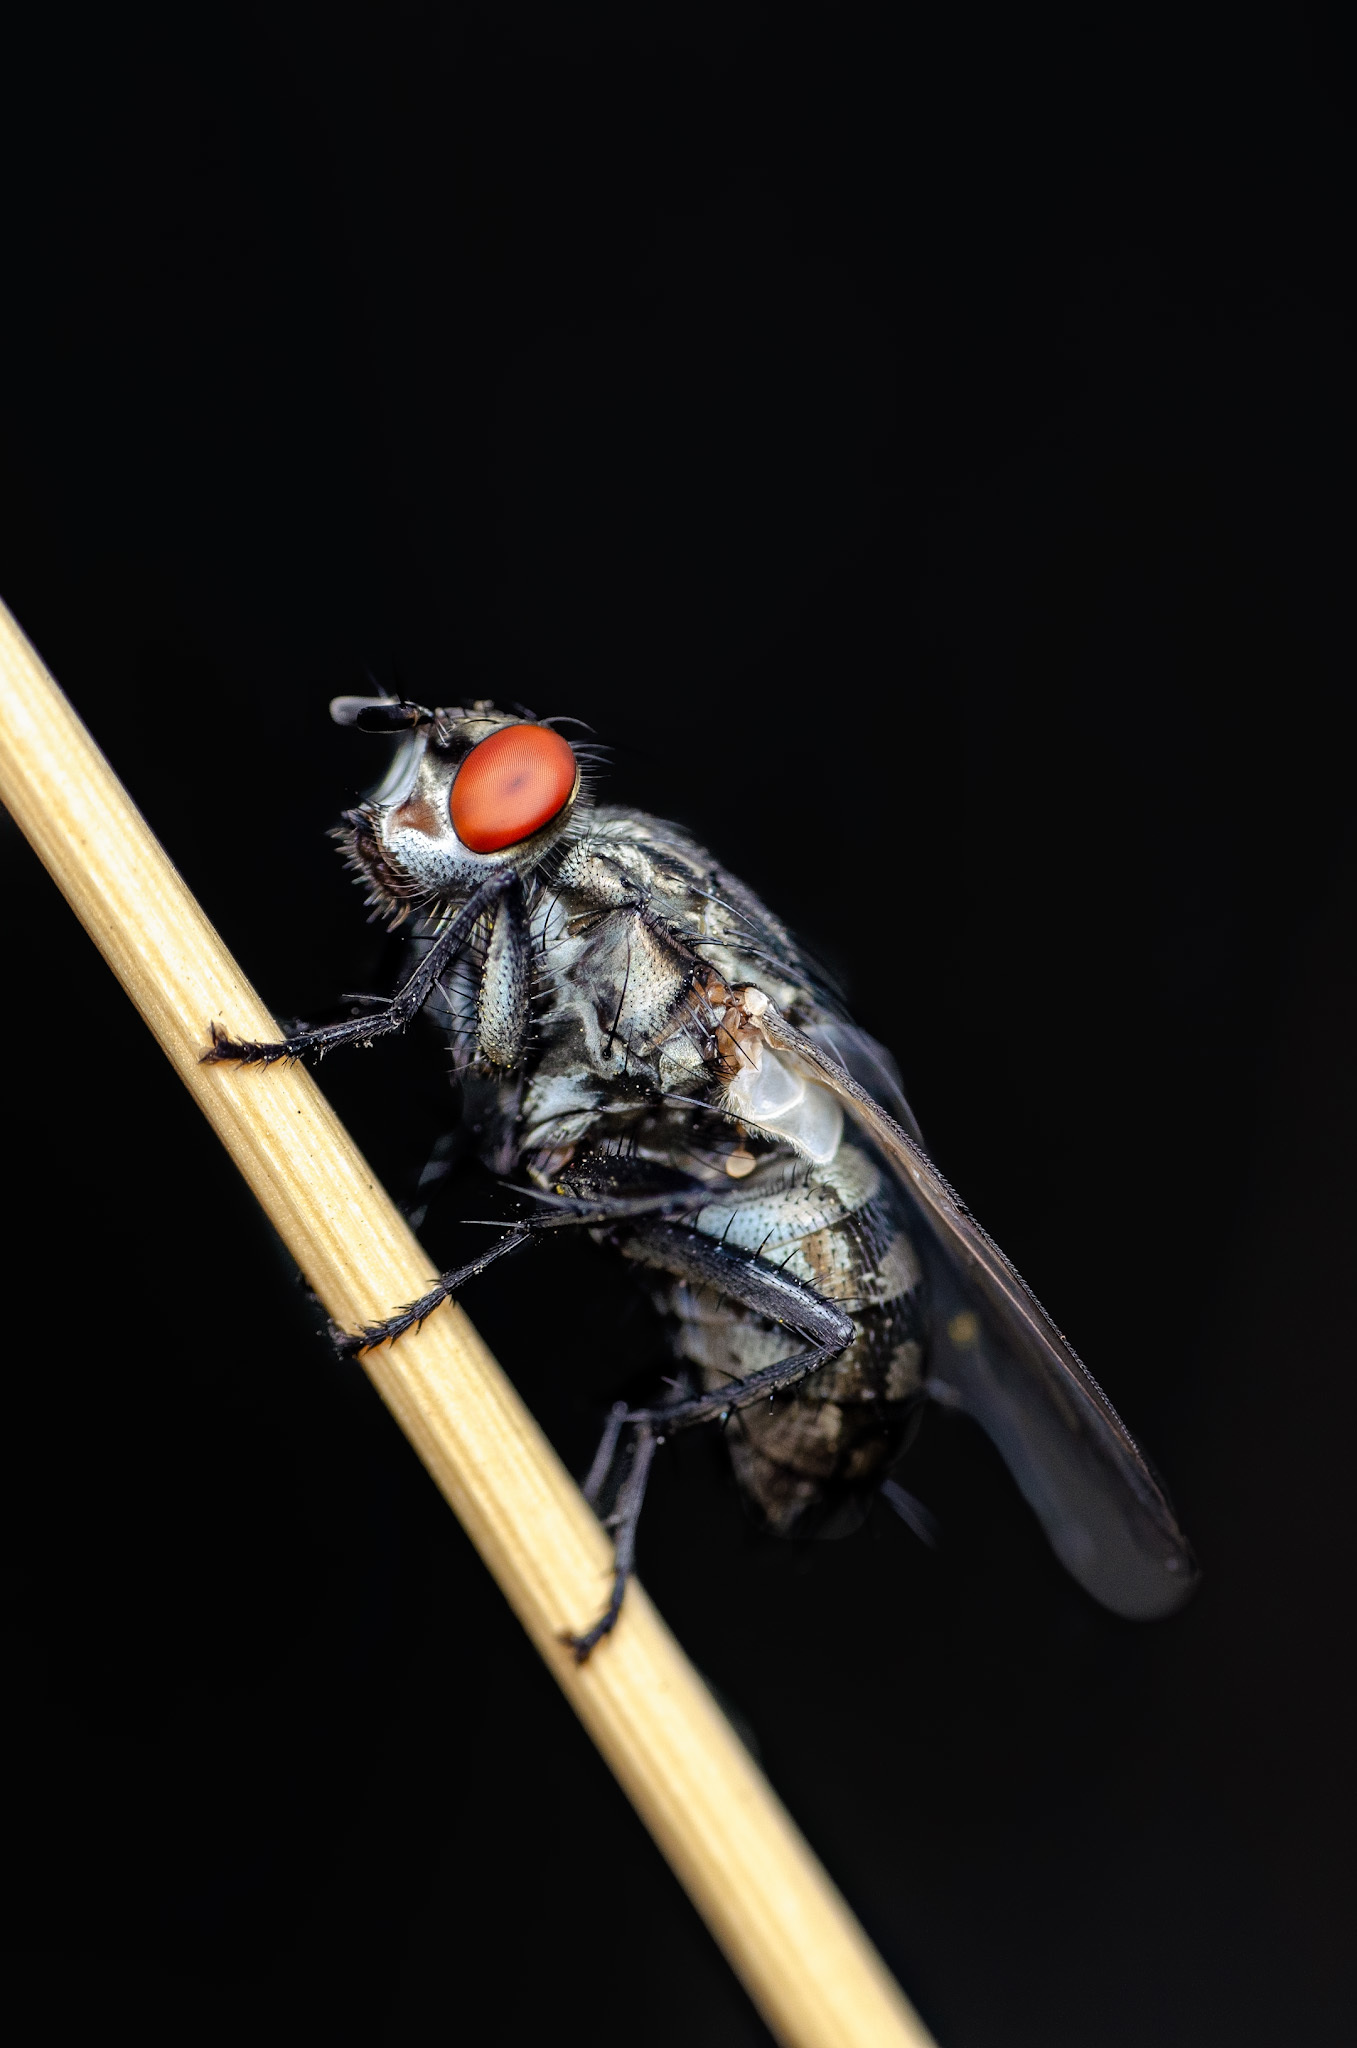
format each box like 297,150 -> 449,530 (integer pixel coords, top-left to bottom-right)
1,6 -> 1354,2043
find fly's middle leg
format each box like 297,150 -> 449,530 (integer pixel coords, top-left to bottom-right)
331,1190 -> 706,1353
333,1220 -> 539,1352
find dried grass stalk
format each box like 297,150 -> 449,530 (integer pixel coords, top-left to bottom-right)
0,596 -> 936,2048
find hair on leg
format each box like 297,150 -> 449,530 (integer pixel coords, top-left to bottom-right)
332,1218 -> 537,1352
203,873 -> 513,1065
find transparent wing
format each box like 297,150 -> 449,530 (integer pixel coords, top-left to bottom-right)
792,1015 -> 1198,1618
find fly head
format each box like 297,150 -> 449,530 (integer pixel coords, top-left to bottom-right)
329,695 -> 590,925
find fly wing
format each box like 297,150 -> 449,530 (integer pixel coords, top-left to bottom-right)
784,1012 -> 1198,1618
803,1019 -> 925,1146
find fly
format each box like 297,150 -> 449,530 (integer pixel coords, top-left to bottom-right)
206,695 -> 1199,1656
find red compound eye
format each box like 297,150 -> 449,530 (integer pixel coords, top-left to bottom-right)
450,723 -> 578,852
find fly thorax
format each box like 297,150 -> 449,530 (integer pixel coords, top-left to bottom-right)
544,910 -> 695,1082
518,1064 -> 608,1180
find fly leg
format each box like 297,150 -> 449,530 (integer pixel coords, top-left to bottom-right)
625,1335 -> 849,1432
203,873 -> 512,1065
336,1190 -> 707,1353
581,1401 -> 631,1506
621,1219 -> 857,1431
404,1129 -> 469,1232
566,1219 -> 857,1658
566,1422 -> 659,1663
333,1220 -> 538,1353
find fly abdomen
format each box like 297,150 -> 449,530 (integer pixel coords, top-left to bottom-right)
647,1141 -> 926,1535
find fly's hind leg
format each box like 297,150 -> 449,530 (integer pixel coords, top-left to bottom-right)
581,1401 -> 631,1506
566,1218 -> 857,1658
566,1421 -> 659,1662
620,1218 -> 856,1429
404,1129 -> 469,1233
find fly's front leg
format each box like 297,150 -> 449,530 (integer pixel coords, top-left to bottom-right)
204,872 -> 513,1065
567,1220 -> 856,1658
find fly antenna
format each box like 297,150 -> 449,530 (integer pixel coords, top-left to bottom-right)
330,695 -> 435,733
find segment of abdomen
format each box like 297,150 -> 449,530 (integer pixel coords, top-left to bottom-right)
655,1183 -> 926,1535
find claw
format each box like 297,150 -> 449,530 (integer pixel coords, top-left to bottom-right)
201,1019 -> 293,1066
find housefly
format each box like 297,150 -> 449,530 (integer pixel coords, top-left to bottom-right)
207,696 -> 1198,1655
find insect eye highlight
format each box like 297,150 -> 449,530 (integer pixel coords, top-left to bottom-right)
450,723 -> 578,852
